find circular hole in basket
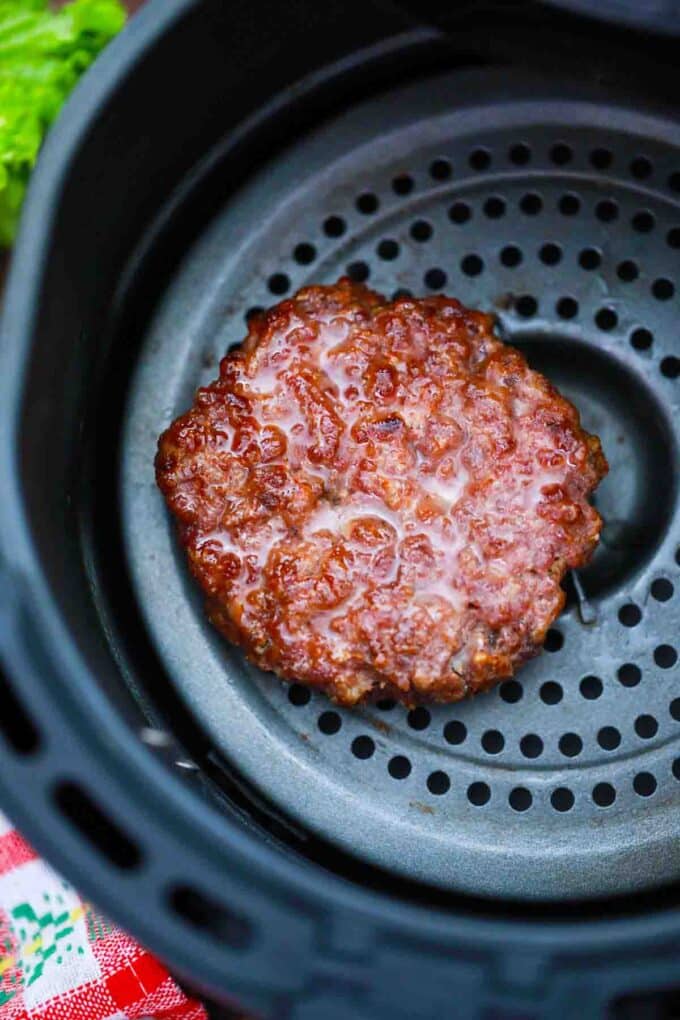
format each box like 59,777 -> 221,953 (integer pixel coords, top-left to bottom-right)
509,142 -> 531,165
596,198 -> 618,222
500,245 -> 523,268
499,680 -> 523,702
617,260 -> 639,282
618,663 -> 641,687
661,356 -> 680,378
520,192 -> 543,215
655,644 -> 678,668
540,681 -> 563,704
461,254 -> 484,276
318,711 -> 342,735
449,202 -> 471,224
351,735 -> 375,759
544,629 -> 563,652
245,306 -> 264,325
551,788 -> 575,812
443,720 -> 467,745
539,242 -> 562,265
632,210 -> 655,233
388,755 -> 412,779
597,726 -> 621,750
559,193 -> 581,215
651,578 -> 674,601
630,328 -> 653,351
469,148 -> 491,171
593,783 -> 616,807
323,214 -> 346,237
559,732 -> 582,757
596,307 -> 618,331
407,707 -> 431,731
467,782 -> 491,806
515,294 -> 537,318
392,173 -> 414,195
652,278 -> 675,301
580,675 -> 603,700
619,604 -> 642,627
633,772 -> 657,797
550,142 -> 572,165
377,238 -> 400,261
634,714 -> 658,739
481,729 -> 505,754
630,156 -> 653,179
520,733 -> 543,759
356,192 -> 379,214
293,242 -> 316,265
268,272 -> 290,295
509,787 -> 532,812
346,260 -> 370,282
579,247 -> 601,270
427,770 -> 450,795
556,296 -> 579,319
484,196 -> 506,218
590,147 -> 612,170
429,157 -> 452,180
411,219 -> 433,241
288,684 -> 311,707
424,267 -> 447,290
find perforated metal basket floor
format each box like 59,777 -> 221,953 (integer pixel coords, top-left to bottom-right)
123,68 -> 680,901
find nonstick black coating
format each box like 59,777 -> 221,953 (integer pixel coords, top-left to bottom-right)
1,0 -> 680,1014
123,67 -> 680,901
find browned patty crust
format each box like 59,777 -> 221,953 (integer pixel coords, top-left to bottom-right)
156,279 -> 607,706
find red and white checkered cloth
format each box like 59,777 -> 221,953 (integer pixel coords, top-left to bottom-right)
0,813 -> 207,1020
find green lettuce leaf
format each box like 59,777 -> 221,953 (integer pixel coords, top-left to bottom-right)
0,0 -> 126,246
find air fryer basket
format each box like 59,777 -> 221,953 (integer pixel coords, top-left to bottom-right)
1,0 -> 680,1015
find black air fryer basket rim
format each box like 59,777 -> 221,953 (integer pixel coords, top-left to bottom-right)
1,0 -> 680,1011
124,61 -> 680,901
541,0 -> 680,35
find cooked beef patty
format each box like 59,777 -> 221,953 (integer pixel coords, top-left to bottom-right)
156,279 -> 607,705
